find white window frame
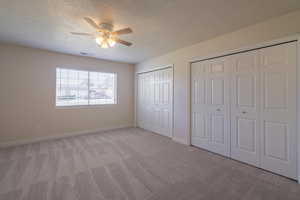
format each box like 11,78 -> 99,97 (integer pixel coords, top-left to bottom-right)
56,68 -> 117,107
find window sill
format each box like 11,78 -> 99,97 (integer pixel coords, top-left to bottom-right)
55,104 -> 117,109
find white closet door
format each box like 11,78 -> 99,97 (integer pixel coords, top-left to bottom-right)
191,61 -> 211,149
230,51 -> 261,166
259,42 -> 297,179
138,72 -> 154,132
137,68 -> 173,138
191,41 -> 297,179
192,57 -> 230,157
157,69 -> 173,137
137,74 -> 145,129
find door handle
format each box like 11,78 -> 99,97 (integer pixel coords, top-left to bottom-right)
242,111 -> 247,114
216,108 -> 221,112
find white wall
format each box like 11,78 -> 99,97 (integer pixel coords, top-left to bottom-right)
135,9 -> 300,144
0,44 -> 134,145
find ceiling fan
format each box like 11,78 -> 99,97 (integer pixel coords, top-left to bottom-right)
71,17 -> 133,48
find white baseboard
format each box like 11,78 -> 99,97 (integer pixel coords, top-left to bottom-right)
172,137 -> 189,145
0,124 -> 133,148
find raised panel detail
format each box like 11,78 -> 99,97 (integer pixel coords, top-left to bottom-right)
264,72 -> 287,109
237,117 -> 256,152
211,78 -> 224,105
211,63 -> 224,73
211,115 -> 224,144
192,80 -> 199,104
162,83 -> 169,104
236,54 -> 255,72
262,45 -> 287,66
192,112 -> 206,138
193,79 -> 205,104
264,121 -> 288,161
237,75 -> 255,107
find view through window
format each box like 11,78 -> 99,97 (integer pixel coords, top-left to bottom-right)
56,68 -> 117,106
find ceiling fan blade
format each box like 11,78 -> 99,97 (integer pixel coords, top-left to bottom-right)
84,17 -> 100,29
70,32 -> 93,36
112,28 -> 133,35
115,38 -> 132,46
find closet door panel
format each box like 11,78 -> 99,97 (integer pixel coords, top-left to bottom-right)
210,114 -> 225,145
236,75 -> 255,107
159,69 -> 173,137
191,62 -> 211,148
260,42 -> 297,179
207,58 -> 230,157
230,52 -> 261,166
264,122 -> 288,161
192,58 -> 230,157
211,78 -> 224,105
137,75 -> 145,128
236,118 -> 256,152
264,72 -> 287,109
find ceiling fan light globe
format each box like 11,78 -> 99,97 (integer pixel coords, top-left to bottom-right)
108,38 -> 116,47
95,37 -> 104,45
101,41 -> 109,48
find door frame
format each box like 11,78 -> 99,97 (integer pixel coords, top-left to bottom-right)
188,35 -> 300,182
135,65 -> 174,138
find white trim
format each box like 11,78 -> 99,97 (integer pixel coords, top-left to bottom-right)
190,35 -> 299,63
0,124 -> 132,148
297,36 -> 300,183
171,64 -> 174,139
136,64 -> 173,74
187,59 -> 192,146
134,64 -> 174,139
172,137 -> 189,145
134,72 -> 138,128
189,35 -> 300,182
55,104 -> 117,109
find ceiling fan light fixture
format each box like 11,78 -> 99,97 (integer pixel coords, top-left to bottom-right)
95,36 -> 104,45
100,40 -> 109,48
96,36 -> 109,48
108,37 -> 116,47
96,35 -> 116,48
74,17 -> 133,48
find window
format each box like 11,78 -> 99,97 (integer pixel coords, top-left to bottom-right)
56,68 -> 117,106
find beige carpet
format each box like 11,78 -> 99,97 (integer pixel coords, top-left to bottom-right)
0,128 -> 299,200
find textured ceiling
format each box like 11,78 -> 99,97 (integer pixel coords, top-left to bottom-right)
0,0 -> 299,63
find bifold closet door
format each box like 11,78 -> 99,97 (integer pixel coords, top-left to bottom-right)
230,51 -> 261,167
259,42 -> 297,179
137,68 -> 173,137
191,41 -> 297,179
191,57 -> 230,157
